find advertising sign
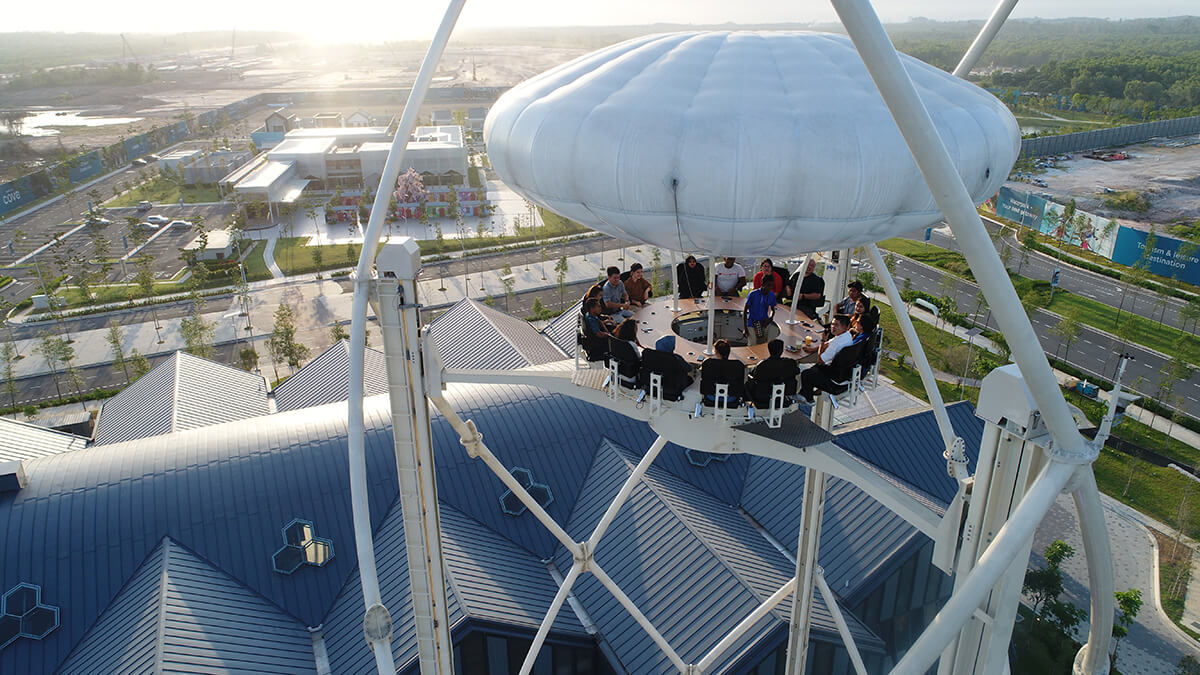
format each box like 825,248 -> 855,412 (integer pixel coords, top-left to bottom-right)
1111,228 -> 1200,286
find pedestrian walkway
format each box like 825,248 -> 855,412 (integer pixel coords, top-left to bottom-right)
260,233 -> 284,279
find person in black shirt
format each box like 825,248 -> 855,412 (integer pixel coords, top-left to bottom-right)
786,259 -> 825,320
746,339 -> 799,405
677,255 -> 708,299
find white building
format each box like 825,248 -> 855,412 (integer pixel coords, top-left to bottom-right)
182,228 -> 238,261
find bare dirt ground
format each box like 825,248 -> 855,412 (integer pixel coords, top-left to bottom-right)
1021,138 -> 1200,228
0,42 -> 585,181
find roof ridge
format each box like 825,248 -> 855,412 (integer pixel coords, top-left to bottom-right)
169,352 -> 182,433
0,415 -> 89,442
603,441 -> 789,622
470,299 -> 540,365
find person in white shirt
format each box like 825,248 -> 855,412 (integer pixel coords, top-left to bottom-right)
798,314 -> 856,401
713,257 -> 747,297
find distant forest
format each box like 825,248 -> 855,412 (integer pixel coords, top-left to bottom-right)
460,16 -> 1200,121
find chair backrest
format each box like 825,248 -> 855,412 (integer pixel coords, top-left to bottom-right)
829,340 -> 867,383
639,349 -> 691,399
607,337 -> 641,377
700,359 -> 746,398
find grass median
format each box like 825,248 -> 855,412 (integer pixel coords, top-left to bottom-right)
878,238 -> 1200,364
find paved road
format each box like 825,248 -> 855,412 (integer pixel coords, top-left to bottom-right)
890,253 -> 1200,418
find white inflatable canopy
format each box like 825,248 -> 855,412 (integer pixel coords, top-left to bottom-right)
485,31 -> 1020,256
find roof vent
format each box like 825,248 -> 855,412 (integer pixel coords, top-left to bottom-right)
0,583 -> 59,650
499,467 -> 554,516
0,461 -> 27,493
272,519 -> 334,574
685,449 -> 729,468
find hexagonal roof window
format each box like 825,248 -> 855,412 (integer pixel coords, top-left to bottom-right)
272,518 -> 335,575
498,467 -> 554,517
0,583 -> 59,651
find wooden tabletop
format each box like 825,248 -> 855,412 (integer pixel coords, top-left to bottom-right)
630,296 -> 824,366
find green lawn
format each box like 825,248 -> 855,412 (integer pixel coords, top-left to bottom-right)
414,209 -> 592,256
106,176 -> 222,207
274,238 -> 362,276
877,238 -> 1200,365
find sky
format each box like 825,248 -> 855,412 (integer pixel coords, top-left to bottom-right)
6,0 -> 1198,42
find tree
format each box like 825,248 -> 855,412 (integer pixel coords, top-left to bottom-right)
1,342 -> 18,409
129,349 -> 151,379
1024,540 -> 1074,616
529,298 -> 555,321
268,302 -> 310,380
105,319 -> 130,383
1057,199 -> 1078,249
1181,297 -> 1200,335
1111,589 -> 1143,669
36,332 -> 76,400
239,348 -> 259,372
1176,655 -> 1200,675
311,245 -> 324,276
134,255 -> 155,298
555,256 -> 569,308
1019,230 -> 1036,275
1049,311 -> 1081,358
500,263 -> 515,310
330,323 -> 349,343
346,243 -> 356,267
180,309 -> 216,359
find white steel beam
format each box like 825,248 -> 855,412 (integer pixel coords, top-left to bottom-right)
830,0 -> 1092,465
783,468 -> 828,674
588,436 -> 669,551
518,562 -> 584,675
815,568 -> 869,675
706,251 -> 717,355
953,0 -> 1020,78
1071,470 -> 1115,674
785,253 -> 815,326
695,577 -> 796,672
590,562 -> 688,672
345,2 -> 466,673
865,244 -> 965,478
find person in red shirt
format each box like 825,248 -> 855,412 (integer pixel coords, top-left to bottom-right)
752,258 -> 783,295
625,263 -> 653,307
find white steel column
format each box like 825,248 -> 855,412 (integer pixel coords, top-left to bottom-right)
783,467 -> 828,674
786,253 -> 814,326
815,568 -> 869,675
375,241 -> 454,674
345,2 -> 465,672
865,244 -> 965,478
952,0 -> 1020,78
670,250 -> 679,311
1071,470 -> 1115,675
706,252 -> 717,355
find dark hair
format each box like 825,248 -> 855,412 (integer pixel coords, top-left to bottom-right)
685,255 -> 697,264
856,296 -> 871,312
585,298 -> 602,312
606,266 -> 620,277
761,258 -> 773,268
616,318 -> 638,341
767,339 -> 784,358
630,262 -> 643,273
714,339 -> 731,359
833,314 -> 852,328
847,280 -> 864,291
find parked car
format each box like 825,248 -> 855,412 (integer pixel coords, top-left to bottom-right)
146,215 -> 169,225
131,158 -> 147,167
168,220 -> 190,228
138,221 -> 159,230
136,201 -> 153,211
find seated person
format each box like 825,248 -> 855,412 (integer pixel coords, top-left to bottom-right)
752,258 -> 784,295
713,257 -> 747,298
602,266 -> 635,320
786,259 -> 825,319
700,339 -> 746,406
746,339 -> 799,406
613,318 -> 643,357
798,314 -> 857,402
677,255 -> 707,299
836,280 -> 865,316
852,296 -> 879,337
743,283 -> 776,345
625,262 -> 653,307
582,285 -> 616,327
638,335 -> 695,400
579,298 -> 611,361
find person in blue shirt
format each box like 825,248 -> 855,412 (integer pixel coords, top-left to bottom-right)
744,284 -> 776,345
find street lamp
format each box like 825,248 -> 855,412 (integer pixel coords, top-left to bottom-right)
960,326 -> 984,400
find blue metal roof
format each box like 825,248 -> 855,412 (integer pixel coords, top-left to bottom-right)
429,299 -> 565,370
58,538 -> 315,674
556,439 -> 882,674
93,351 -> 271,445
1,380 -> 955,673
273,340 -> 389,412
541,302 -> 581,355
835,402 -> 984,506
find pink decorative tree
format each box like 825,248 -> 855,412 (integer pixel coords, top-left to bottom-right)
395,168 -> 428,205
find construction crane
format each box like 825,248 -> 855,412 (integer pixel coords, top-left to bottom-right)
120,34 -> 137,61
